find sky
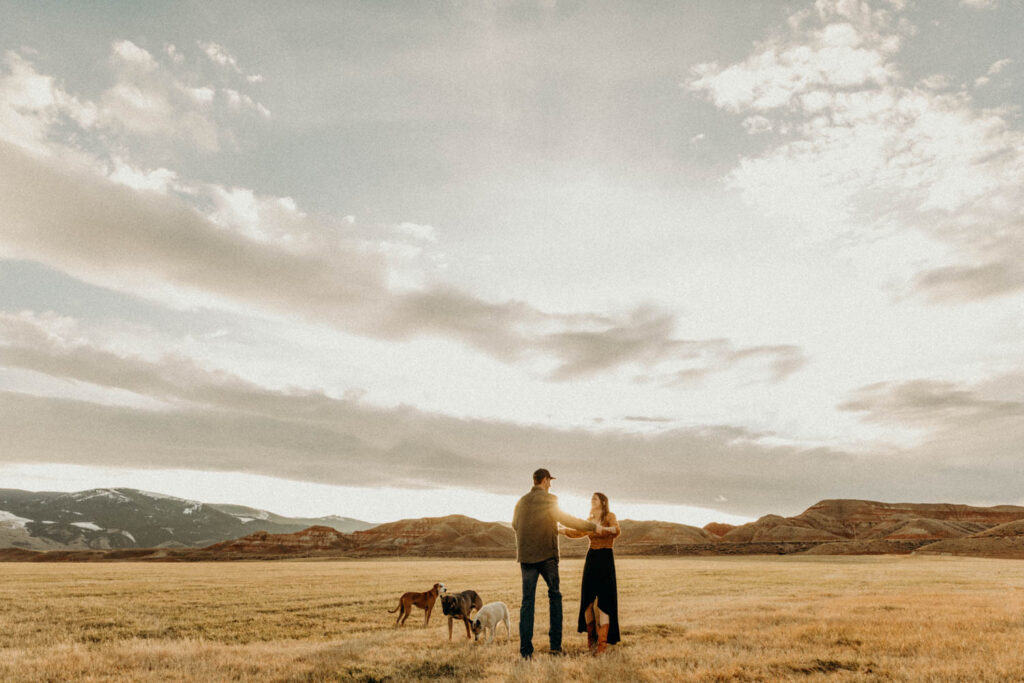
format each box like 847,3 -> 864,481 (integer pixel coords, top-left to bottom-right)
0,0 -> 1022,526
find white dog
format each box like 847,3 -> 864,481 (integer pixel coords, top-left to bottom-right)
471,601 -> 511,643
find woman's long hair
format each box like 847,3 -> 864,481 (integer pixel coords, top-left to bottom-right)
593,492 -> 611,526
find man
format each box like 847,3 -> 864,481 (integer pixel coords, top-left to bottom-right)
512,468 -> 609,659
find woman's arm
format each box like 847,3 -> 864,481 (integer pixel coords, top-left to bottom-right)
594,513 -> 621,538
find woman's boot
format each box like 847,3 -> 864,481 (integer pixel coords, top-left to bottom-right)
596,623 -> 609,655
585,621 -> 597,652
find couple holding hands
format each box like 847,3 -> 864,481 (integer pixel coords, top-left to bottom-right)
512,468 -> 621,660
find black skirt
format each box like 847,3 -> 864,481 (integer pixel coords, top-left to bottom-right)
577,547 -> 620,644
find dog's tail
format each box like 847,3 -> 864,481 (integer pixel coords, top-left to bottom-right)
387,602 -> 401,613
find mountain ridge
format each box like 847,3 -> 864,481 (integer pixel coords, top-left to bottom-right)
5,491 -> 1024,560
0,487 -> 375,551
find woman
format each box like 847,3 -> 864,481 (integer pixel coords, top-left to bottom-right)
560,492 -> 620,653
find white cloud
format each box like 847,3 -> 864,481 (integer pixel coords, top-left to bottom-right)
688,16 -> 897,113
111,40 -> 158,71
207,185 -> 312,247
184,86 -> 215,104
741,115 -> 772,134
987,58 -> 1012,75
12,42 -> 269,157
199,41 -> 240,71
687,0 -> 1024,301
395,222 -> 437,243
222,87 -> 270,117
919,73 -> 952,90
199,41 -> 264,86
0,51 -> 98,154
98,40 -> 228,151
164,44 -> 184,64
975,58 -> 1013,87
107,158 -> 178,193
0,43 -> 273,168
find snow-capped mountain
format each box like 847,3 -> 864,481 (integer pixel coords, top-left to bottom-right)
0,488 -> 375,550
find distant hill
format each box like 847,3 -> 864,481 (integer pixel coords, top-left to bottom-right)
347,515 -> 516,557
719,499 -> 1024,545
912,518 -> 1024,559
703,522 -> 736,538
0,488 -> 375,551
0,514 -> 727,561
7,496 -> 1024,561
205,525 -> 356,555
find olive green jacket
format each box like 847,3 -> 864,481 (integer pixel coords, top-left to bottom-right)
512,486 -> 596,564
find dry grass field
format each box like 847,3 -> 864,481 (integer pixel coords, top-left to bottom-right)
2,555 -> 1024,681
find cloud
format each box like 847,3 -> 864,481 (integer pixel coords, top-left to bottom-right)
0,51 -> 98,155
741,115 -> 772,134
0,44 -> 269,158
688,11 -> 899,113
395,222 -> 438,243
974,58 -> 1012,87
837,375 -> 1024,493
199,42 -> 240,71
0,41 -> 806,385
107,158 -> 179,193
2,311 -> 1022,515
101,40 -> 222,150
539,309 -> 704,380
112,40 -> 159,71
164,44 -> 185,64
686,0 -> 1024,302
199,41 -> 264,85
912,260 -> 1024,303
840,377 -> 1024,427
0,140 -> 802,383
728,345 -> 808,383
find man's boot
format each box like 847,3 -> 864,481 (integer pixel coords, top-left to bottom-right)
585,621 -> 597,653
596,623 -> 609,655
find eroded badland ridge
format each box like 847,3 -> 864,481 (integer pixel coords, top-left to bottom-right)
4,491 -> 1024,561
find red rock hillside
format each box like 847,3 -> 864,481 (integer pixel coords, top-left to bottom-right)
703,522 -> 736,538
9,500 -> 1024,561
914,519 -> 1024,559
348,515 -> 516,557
204,525 -> 354,554
721,500 -> 1024,544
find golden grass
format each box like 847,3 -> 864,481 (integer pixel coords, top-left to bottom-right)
2,555 -> 1024,681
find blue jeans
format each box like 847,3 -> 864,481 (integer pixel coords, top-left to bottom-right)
519,557 -> 561,657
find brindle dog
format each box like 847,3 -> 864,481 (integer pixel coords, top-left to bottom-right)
440,589 -> 483,640
387,582 -> 445,627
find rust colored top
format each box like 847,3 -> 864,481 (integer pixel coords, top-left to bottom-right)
564,512 -> 620,550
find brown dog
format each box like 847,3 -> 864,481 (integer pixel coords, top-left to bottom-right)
440,589 -> 483,640
387,582 -> 445,626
